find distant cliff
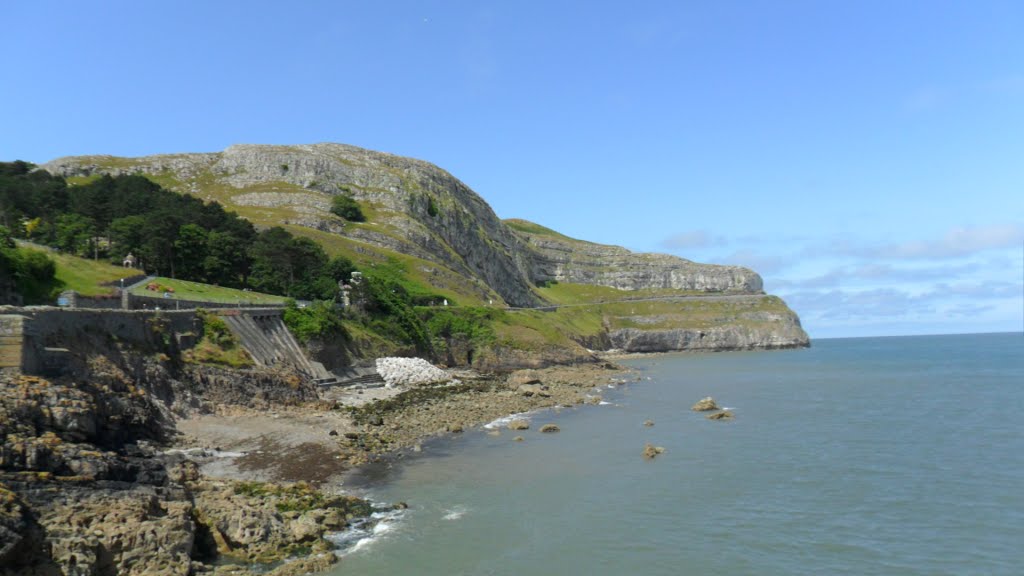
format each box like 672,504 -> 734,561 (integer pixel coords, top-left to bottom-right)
43,143 -> 809,353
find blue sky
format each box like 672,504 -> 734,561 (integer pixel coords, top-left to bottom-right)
3,1 -> 1022,338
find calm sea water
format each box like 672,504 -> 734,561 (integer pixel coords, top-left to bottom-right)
329,333 -> 1024,576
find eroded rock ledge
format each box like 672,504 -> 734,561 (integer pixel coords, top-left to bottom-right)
0,366 -> 381,576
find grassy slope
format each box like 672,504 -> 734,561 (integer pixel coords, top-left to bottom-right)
129,278 -> 286,305
64,158 -> 796,358
21,246 -> 129,296
129,166 -> 497,307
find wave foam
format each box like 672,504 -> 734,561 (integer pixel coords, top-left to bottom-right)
442,505 -> 468,520
483,411 -> 535,430
327,507 -> 406,556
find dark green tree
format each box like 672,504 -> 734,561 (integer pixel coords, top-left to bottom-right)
174,223 -> 209,280
54,213 -> 96,256
330,195 -> 366,222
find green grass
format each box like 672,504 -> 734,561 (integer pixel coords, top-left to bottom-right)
65,175 -> 101,186
535,282 -> 705,305
129,277 -> 286,305
504,218 -> 578,241
31,248 -> 131,296
130,168 -> 504,308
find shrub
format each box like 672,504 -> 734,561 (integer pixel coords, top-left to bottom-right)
330,195 -> 366,222
282,299 -> 346,343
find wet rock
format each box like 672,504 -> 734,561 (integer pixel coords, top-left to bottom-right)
539,424 -> 560,433
691,397 -> 720,411
513,436 -> 525,442
506,371 -> 543,388
706,411 -> 734,420
642,443 -> 665,459
517,384 -> 551,397
446,424 -> 464,433
643,419 -> 654,427
507,419 -> 530,431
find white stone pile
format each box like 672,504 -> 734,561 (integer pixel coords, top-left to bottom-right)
375,357 -> 450,388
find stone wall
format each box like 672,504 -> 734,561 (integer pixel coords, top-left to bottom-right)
0,314 -> 27,370
124,293 -> 279,311
1,308 -> 199,375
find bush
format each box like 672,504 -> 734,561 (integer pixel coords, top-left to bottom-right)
283,299 -> 346,343
330,195 -> 366,222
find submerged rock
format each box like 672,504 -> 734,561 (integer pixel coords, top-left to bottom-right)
642,443 -> 665,459
539,424 -> 560,433
706,411 -> 734,420
691,397 -> 720,411
643,419 -> 655,427
507,419 -> 530,431
513,436 -> 525,442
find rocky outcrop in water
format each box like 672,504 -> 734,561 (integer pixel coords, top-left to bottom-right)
691,397 -> 720,411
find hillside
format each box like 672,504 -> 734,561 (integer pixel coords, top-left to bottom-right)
42,143 -> 809,356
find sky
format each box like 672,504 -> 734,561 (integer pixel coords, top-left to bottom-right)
3,0 -> 1022,338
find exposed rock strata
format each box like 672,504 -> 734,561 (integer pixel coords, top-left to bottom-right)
0,355 -> 374,576
44,144 -> 543,308
513,223 -> 763,293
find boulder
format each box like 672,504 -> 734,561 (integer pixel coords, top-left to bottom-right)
706,411 -> 734,420
691,397 -> 720,411
517,384 -> 551,397
507,419 -> 530,431
507,370 -> 543,387
642,443 -> 665,459
539,424 -> 560,433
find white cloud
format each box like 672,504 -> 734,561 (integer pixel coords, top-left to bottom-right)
659,230 -> 722,250
783,288 -> 933,320
714,249 -> 791,275
803,224 -> 1024,261
873,224 -> 1024,259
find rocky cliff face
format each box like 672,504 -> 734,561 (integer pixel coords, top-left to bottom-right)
609,313 -> 809,352
43,142 -> 808,351
45,143 -> 542,308
508,220 -> 763,293
0,353 -> 374,575
45,144 -> 763,301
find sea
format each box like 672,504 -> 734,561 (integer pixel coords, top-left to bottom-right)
326,333 -> 1023,576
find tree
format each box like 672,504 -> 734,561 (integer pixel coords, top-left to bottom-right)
0,226 -> 60,305
109,215 -> 147,263
330,195 -> 366,222
174,223 -> 209,280
54,213 -> 95,256
248,227 -> 333,298
203,230 -> 249,287
248,227 -> 295,295
326,255 -> 355,285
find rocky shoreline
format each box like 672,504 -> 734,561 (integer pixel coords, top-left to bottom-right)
2,356 -> 631,575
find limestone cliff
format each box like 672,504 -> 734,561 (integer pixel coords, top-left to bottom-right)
42,143 -> 809,352
506,219 -> 762,293
45,143 -> 541,308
